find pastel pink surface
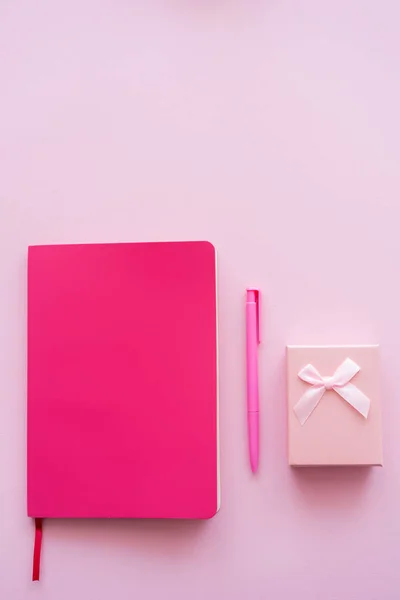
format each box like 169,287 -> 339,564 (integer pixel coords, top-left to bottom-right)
28,242 -> 218,519
287,346 -> 382,466
2,2 -> 400,598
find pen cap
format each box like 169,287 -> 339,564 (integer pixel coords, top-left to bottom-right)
246,289 -> 260,344
246,289 -> 257,303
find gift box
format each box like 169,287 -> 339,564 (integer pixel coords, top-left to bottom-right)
287,345 -> 383,466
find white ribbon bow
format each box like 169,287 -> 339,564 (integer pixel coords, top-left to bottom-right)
294,357 -> 370,425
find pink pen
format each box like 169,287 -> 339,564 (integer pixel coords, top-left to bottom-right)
246,289 -> 260,473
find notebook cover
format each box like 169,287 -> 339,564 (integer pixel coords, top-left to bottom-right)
27,241 -> 218,519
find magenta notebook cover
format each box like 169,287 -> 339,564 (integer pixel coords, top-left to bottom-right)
27,241 -> 219,523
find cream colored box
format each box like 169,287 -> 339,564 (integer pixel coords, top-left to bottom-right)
287,345 -> 383,466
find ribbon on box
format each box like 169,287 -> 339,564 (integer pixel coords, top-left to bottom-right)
294,357 -> 370,426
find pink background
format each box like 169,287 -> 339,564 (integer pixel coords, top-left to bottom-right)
1,1 -> 400,598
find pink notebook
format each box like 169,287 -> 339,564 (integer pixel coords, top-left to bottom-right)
28,241 -> 219,576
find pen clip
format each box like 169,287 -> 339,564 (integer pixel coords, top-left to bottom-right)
246,289 -> 261,344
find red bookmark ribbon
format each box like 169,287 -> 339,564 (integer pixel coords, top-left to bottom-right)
32,518 -> 43,581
